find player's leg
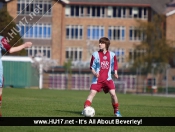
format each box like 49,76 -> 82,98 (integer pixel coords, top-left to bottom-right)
0,88 -> 2,108
84,83 -> 101,108
82,90 -> 97,115
107,80 -> 122,117
0,76 -> 3,108
109,89 -> 119,111
109,89 -> 121,117
84,90 -> 97,108
82,83 -> 101,115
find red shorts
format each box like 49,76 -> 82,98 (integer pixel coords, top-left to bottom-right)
90,80 -> 115,93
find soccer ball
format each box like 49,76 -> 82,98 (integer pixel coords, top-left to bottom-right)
83,106 -> 95,117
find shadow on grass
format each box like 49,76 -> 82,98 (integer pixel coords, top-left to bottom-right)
55,110 -> 81,115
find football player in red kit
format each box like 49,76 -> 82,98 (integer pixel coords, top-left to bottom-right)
0,36 -> 32,108
83,37 -> 122,117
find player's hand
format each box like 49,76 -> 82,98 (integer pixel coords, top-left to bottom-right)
114,73 -> 118,79
92,69 -> 99,78
24,42 -> 32,48
95,73 -> 99,78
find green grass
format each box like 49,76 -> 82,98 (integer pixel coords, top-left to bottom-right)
1,88 -> 175,132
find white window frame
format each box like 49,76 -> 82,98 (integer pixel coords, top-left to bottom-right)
66,47 -> 83,61
27,46 -> 51,58
87,25 -> 104,40
108,26 -> 126,41
66,25 -> 83,40
17,0 -> 52,15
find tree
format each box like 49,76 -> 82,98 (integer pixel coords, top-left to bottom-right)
63,59 -> 72,89
63,59 -> 72,75
129,14 -> 175,74
0,7 -> 26,56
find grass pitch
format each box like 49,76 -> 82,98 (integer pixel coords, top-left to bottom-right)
1,88 -> 175,132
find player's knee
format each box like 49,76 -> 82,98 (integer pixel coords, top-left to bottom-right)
110,93 -> 116,99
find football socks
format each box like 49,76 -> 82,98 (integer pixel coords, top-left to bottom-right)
113,103 -> 119,114
84,100 -> 91,108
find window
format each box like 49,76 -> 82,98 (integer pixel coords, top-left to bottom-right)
27,46 -> 51,58
138,7 -> 142,18
65,5 -> 148,19
66,5 -> 105,17
65,47 -> 83,61
86,6 -> 106,17
87,26 -> 104,40
112,7 -> 126,18
108,26 -> 125,41
147,78 -> 156,86
92,7 -> 96,17
75,6 -> 79,16
129,27 -> 144,41
65,5 -> 70,16
128,7 -> 148,19
18,24 -> 52,39
107,6 -> 113,17
129,49 -> 146,62
0,2 -> 4,9
66,25 -> 83,40
66,5 -> 84,17
132,7 -> 138,18
17,0 -> 52,15
172,76 -> 175,81
112,49 -> 125,63
143,8 -> 148,19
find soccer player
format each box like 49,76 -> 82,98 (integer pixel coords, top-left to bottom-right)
0,35 -> 32,108
83,37 -> 122,117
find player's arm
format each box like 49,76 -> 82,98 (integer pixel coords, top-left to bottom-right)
9,42 -> 32,53
91,69 -> 99,78
114,70 -> 118,79
90,55 -> 99,78
113,55 -> 118,79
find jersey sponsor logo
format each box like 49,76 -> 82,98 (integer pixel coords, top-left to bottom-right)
101,61 -> 109,69
103,56 -> 107,60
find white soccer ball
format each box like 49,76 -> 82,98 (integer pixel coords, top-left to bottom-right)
83,106 -> 95,117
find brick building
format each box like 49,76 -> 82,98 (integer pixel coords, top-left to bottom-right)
2,0 -> 173,67
1,0 -> 175,91
165,0 -> 175,88
166,0 -> 175,42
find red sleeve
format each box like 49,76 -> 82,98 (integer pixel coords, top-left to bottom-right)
113,55 -> 118,71
90,55 -> 95,70
1,37 -> 11,51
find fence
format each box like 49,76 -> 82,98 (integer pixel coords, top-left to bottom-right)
42,71 -> 175,95
43,72 -> 138,93
47,74 -> 92,90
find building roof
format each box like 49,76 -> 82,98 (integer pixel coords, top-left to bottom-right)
165,0 -> 175,16
5,0 -> 172,14
66,0 -> 172,14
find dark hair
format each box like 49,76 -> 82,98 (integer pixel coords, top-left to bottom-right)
99,37 -> 110,50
